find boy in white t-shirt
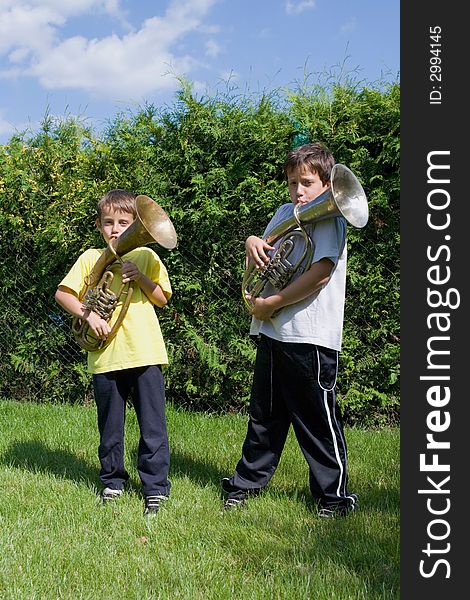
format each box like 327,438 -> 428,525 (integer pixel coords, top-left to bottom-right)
55,189 -> 172,516
222,143 -> 357,517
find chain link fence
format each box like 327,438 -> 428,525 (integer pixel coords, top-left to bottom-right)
0,227 -> 399,421
0,237 -> 86,403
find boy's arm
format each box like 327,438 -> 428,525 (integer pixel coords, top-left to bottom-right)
120,261 -> 168,307
248,258 -> 333,321
55,285 -> 112,338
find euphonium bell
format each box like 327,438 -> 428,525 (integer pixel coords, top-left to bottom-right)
72,195 -> 177,351
242,164 -> 369,311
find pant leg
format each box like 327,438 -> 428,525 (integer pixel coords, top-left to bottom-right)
92,371 -> 130,490
277,341 -> 355,509
130,365 -> 171,496
227,335 -> 291,496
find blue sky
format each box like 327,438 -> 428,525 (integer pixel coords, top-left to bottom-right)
0,0 -> 399,144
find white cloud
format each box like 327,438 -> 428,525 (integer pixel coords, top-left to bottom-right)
0,4 -> 63,56
0,0 -> 220,99
338,17 -> 357,36
205,39 -> 221,58
285,1 -> 316,15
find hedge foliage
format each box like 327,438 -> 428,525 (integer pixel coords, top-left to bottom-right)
0,78 -> 399,426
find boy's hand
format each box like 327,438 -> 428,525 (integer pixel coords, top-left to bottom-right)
248,295 -> 278,321
121,260 -> 141,284
245,236 -> 275,270
85,310 -> 111,339
120,261 -> 168,307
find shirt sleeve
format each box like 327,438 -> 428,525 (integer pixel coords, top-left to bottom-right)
148,250 -> 172,300
59,249 -> 99,296
309,217 -> 347,266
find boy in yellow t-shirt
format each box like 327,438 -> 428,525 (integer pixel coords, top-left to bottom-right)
55,189 -> 172,516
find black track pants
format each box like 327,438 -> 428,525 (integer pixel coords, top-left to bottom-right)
227,334 -> 355,509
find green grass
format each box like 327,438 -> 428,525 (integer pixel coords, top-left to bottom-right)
0,399 -> 399,599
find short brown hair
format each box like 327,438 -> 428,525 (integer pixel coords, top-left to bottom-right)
283,142 -> 335,185
96,189 -> 137,220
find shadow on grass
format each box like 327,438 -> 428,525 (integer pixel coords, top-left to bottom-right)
2,441 -> 399,594
1,438 -> 235,497
168,448 -> 226,490
2,438 -> 400,508
2,439 -> 234,497
165,447 -> 400,522
1,440 -> 100,489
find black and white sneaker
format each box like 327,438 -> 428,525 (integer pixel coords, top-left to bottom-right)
222,477 -> 248,510
223,497 -> 246,511
318,494 -> 358,518
144,494 -> 168,516
101,487 -> 124,503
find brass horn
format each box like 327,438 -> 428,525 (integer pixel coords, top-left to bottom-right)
242,164 -> 368,310
72,195 -> 177,351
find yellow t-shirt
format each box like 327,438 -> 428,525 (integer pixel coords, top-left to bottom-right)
60,246 -> 172,374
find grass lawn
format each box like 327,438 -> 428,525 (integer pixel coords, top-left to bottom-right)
0,399 -> 399,599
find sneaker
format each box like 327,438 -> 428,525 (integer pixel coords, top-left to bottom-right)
144,494 -> 168,516
222,477 -> 248,510
223,497 -> 246,511
318,506 -> 354,518
318,507 -> 337,518
101,487 -> 124,503
318,494 -> 358,518
221,476 -> 264,511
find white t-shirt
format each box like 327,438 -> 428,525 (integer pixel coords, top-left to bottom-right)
249,203 -> 347,351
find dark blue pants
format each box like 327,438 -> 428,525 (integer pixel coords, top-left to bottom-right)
226,334 -> 355,509
92,365 -> 170,496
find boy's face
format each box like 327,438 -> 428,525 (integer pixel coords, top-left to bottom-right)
287,165 -> 330,207
96,207 -> 135,245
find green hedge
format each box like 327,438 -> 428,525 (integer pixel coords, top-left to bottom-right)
0,79 -> 399,426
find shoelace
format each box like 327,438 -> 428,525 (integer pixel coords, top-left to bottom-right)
224,498 -> 245,510
102,488 -> 123,501
145,495 -> 168,511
